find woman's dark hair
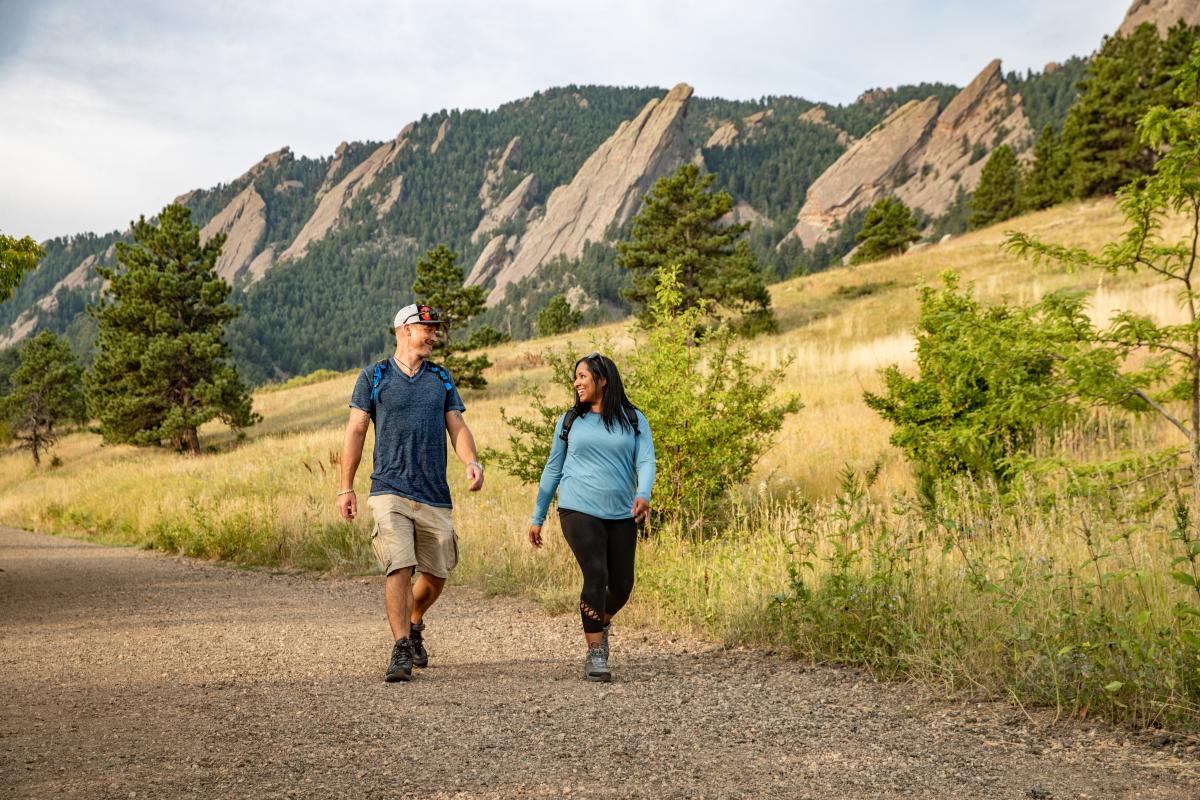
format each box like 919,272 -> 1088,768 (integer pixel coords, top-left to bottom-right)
573,353 -> 639,433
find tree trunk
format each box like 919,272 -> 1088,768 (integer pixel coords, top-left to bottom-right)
185,427 -> 200,456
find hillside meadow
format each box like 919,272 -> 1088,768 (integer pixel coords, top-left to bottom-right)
2,198 -> 1198,729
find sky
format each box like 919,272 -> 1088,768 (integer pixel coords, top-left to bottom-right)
0,0 -> 1132,241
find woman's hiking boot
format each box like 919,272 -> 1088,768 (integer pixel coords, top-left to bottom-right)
601,622 -> 611,660
584,645 -> 611,682
410,621 -> 429,668
385,638 -> 413,682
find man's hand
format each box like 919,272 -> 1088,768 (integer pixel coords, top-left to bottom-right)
338,490 -> 358,521
466,462 -> 484,492
631,497 -> 650,523
528,524 -> 543,549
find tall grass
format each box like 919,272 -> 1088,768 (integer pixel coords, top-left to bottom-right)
2,199 -> 1197,728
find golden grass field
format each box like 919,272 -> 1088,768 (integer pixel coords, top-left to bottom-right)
2,198 -> 1197,726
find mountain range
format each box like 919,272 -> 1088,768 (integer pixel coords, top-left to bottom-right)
2,0 -> 1195,383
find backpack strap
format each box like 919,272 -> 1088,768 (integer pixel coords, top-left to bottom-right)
369,358 -> 390,403
427,362 -> 455,392
559,409 -> 581,449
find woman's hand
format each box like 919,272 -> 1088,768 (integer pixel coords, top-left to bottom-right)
528,524 -> 543,549
631,497 -> 649,523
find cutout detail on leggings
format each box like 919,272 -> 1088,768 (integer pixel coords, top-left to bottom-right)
580,600 -> 602,622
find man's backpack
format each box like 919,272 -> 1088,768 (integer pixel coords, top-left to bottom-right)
559,407 -> 639,450
369,358 -> 454,405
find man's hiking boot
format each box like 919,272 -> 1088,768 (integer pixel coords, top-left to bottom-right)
410,621 -> 429,668
584,646 -> 611,682
385,638 -> 413,682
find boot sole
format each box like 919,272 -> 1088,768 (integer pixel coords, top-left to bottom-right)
384,670 -> 412,682
585,672 -> 612,682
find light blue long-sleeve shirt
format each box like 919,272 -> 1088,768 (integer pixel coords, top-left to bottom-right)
532,409 -> 656,525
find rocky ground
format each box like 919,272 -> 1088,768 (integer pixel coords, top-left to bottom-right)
1,525 -> 1198,799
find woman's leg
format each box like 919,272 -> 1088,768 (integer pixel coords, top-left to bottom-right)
558,510 -> 609,644
604,517 -> 638,621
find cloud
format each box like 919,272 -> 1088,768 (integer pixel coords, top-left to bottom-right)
0,0 -> 1131,240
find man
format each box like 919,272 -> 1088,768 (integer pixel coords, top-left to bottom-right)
337,303 -> 484,682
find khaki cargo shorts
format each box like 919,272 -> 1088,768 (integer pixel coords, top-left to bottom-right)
366,494 -> 459,578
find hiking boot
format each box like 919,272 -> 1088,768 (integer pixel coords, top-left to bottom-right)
600,622 -> 611,660
410,621 -> 429,668
385,638 -> 413,682
584,646 -> 611,682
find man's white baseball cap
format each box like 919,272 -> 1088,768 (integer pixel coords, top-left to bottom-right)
393,304 -> 446,327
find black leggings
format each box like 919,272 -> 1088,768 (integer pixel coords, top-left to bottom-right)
559,509 -> 638,634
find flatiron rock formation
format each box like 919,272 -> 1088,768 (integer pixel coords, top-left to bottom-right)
1119,0 -> 1200,34
479,83 -> 693,304
786,60 -> 1031,249
471,174 -> 538,243
199,184 -> 268,283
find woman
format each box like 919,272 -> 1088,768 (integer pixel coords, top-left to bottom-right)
528,353 -> 656,682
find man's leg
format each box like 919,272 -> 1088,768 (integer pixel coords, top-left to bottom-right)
384,567 -> 414,641
411,573 -> 446,625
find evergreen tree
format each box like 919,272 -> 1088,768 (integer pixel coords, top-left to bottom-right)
1,331 -> 86,465
1061,22 -> 1197,198
617,163 -> 775,330
536,295 -> 582,337
87,204 -> 258,455
1021,125 -> 1070,211
412,244 -> 506,389
969,145 -> 1022,229
851,197 -> 921,264
1,232 -> 43,302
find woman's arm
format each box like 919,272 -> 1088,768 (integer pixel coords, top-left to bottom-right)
633,411 -> 656,505
531,415 -> 568,526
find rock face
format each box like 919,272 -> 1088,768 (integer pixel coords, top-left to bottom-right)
1119,0 -> 1200,35
704,109 -> 773,149
785,60 -> 1031,249
799,106 -> 855,146
200,184 -> 269,283
479,83 -> 694,303
479,137 -> 523,209
375,175 -> 405,219
467,234 -> 517,289
280,125 -> 414,261
471,174 -> 538,243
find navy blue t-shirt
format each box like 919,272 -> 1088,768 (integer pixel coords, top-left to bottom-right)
349,358 -> 466,508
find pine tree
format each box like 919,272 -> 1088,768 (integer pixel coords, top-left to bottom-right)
1061,22 -> 1197,198
851,197 -> 921,264
1,331 -> 86,465
412,244 -> 507,389
969,145 -> 1022,229
617,163 -> 775,330
1021,125 -> 1069,211
87,204 -> 258,455
0,232 -> 43,302
536,295 -> 582,337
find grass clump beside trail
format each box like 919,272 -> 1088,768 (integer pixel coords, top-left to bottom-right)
2,200 -> 1198,729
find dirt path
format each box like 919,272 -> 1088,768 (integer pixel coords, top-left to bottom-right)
1,526 -> 1197,799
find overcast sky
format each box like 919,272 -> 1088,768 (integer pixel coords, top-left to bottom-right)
0,0 -> 1132,241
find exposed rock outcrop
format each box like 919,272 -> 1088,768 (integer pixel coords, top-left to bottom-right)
471,174 -> 538,243
704,109 -> 773,149
479,137 -> 523,209
479,83 -> 694,303
0,311 -> 37,349
200,184 -> 268,282
1119,0 -> 1200,35
467,234 -> 517,289
281,125 -> 414,261
275,180 -> 303,193
430,119 -> 449,154
800,106 -> 855,146
376,175 -> 405,219
785,60 -> 1031,248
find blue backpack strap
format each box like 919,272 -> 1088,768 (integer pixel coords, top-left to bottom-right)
427,362 -> 454,392
369,358 -> 389,403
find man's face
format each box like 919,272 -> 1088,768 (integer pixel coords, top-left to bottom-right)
398,323 -> 440,356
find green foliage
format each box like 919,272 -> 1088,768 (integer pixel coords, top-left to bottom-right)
412,244 -> 505,389
256,368 -> 342,394
536,295 -> 583,337
0,331 -> 86,464
1005,57 -> 1090,134
618,164 -> 775,330
1020,125 -> 1070,211
0,232 -> 44,302
87,205 -> 259,454
863,273 -> 1119,488
626,268 -> 800,530
1061,21 -> 1199,198
1007,43 -> 1200,507
851,197 -> 921,264
969,145 -> 1022,229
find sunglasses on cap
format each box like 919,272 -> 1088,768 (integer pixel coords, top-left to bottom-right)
402,305 -> 445,325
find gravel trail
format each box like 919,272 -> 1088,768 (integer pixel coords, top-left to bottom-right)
1,526 -> 1198,799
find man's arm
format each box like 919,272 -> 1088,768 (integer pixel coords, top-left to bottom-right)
338,408 -> 371,520
446,410 -> 483,491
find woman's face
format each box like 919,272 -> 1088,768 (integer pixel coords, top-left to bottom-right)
573,360 -> 605,406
